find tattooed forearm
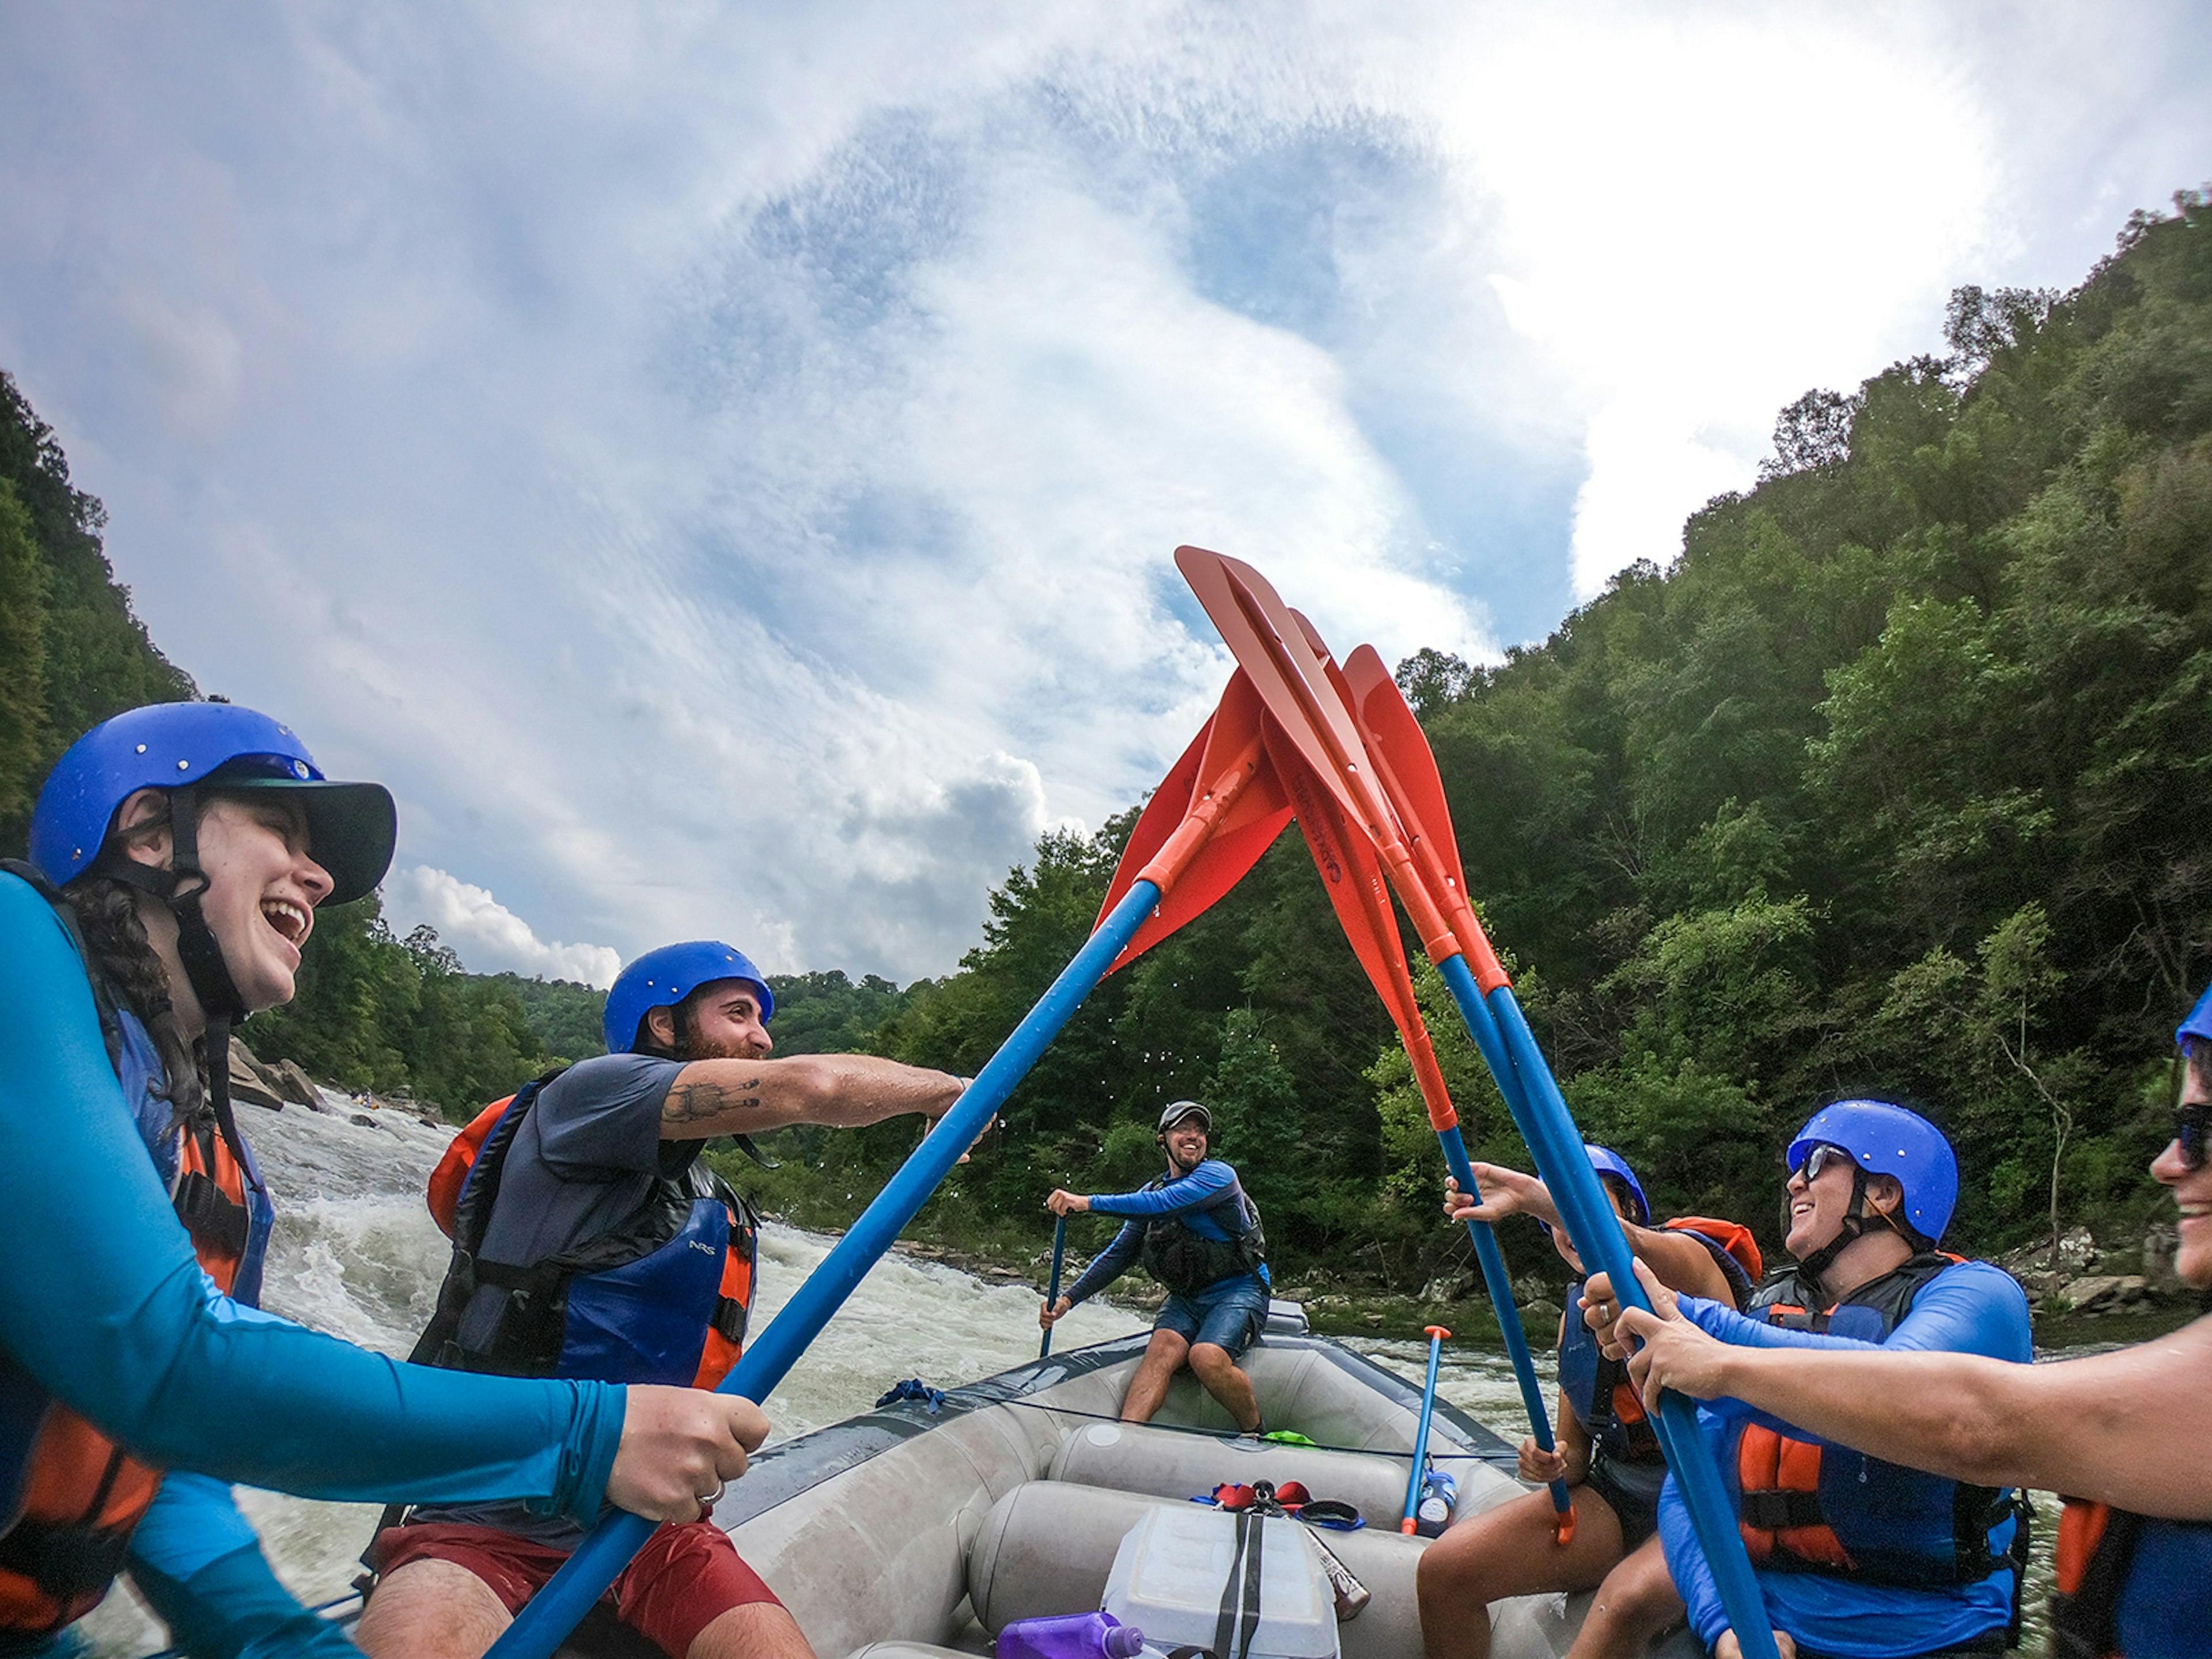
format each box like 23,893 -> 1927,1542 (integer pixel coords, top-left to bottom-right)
662,1075 -> 762,1127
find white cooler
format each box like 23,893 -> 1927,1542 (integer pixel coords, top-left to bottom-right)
1100,1504 -> 1338,1659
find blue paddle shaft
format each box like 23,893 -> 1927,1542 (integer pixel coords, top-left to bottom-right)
1434,1124 -> 1573,1518
487,880 -> 1168,1659
1434,955 -> 1781,1659
1040,1215 -> 1069,1359
1402,1329 -> 1446,1526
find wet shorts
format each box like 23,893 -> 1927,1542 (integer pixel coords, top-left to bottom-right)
1155,1277 -> 1268,1360
1583,1450 -> 1665,1550
369,1520 -> 782,1659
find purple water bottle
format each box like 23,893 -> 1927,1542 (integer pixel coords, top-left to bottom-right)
995,1612 -> 1146,1659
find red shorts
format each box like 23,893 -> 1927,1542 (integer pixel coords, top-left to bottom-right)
370,1521 -> 783,1659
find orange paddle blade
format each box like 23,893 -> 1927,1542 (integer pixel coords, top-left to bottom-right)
1093,669 -> 1292,974
1269,728 -> 1457,1131
1340,643 -> 1509,993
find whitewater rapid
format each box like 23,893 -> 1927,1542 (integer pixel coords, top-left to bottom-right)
80,1096 -> 1554,1657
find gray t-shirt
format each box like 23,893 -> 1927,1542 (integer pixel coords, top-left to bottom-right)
474,1052 -> 687,1268
413,1051 -> 705,1543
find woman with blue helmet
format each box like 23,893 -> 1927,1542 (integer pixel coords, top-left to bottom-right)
1583,1100 -> 2033,1659
0,703 -> 765,1659
1419,1146 -> 1760,1659
1598,998 -> 2212,1659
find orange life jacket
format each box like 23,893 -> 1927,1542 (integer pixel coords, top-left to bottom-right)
0,868 -> 272,1642
0,1120 -> 259,1638
1732,1253 -> 2027,1595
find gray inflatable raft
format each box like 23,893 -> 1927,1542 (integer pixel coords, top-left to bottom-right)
544,1309 -> 1700,1659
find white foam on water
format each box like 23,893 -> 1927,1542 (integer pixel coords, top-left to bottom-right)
78,1099 -> 1139,1656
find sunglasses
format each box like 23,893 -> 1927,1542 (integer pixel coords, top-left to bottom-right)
2176,1099 -> 2210,1174
1790,1143 -> 1858,1185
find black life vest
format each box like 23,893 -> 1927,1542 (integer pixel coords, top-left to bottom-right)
412,1071 -> 759,1389
1733,1254 -> 2029,1598
2051,1499 -> 2212,1658
0,866 -> 270,1643
1135,1170 -> 1266,1296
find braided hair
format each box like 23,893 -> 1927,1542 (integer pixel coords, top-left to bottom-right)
66,833 -> 210,1136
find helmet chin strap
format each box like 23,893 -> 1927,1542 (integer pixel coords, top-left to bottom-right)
96,785 -> 252,1165
1791,1166 -> 1870,1287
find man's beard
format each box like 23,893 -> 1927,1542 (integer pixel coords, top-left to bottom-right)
683,1035 -> 767,1062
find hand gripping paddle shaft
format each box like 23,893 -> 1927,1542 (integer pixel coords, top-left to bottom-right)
1272,736 -> 1571,1537
487,676 -> 1293,1659
1174,545 -> 1781,1659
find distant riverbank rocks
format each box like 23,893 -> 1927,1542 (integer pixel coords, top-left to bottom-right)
223,1040 -> 448,1127
1995,1225 -> 2188,1316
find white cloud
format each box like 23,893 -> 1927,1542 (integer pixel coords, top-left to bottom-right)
382,865 -> 623,988
3,0 -> 2206,978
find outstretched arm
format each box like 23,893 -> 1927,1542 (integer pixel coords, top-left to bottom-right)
661,1054 -> 964,1139
1444,1169 -> 1736,1302
1593,1258 -> 2211,1519
1619,1294 -> 2212,1519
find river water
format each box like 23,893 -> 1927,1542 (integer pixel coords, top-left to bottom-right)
77,1097 -> 2063,1656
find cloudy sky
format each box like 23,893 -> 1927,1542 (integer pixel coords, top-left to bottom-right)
3,3 -> 2206,986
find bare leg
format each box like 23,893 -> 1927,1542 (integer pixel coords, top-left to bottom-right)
1417,1486 -> 1627,1659
355,1560 -> 512,1659
1186,1342 -> 1261,1432
688,1601 -> 815,1659
1565,1534 -> 1682,1659
1119,1327 -> 1191,1423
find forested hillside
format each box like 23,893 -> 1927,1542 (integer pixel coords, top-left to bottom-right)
5,191 -> 2205,1293
843,191 -> 2212,1282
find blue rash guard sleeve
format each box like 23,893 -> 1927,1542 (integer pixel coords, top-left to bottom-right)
0,877 -> 623,1523
1061,1221 -> 1145,1308
1085,1158 -> 1238,1220
127,1475 -> 359,1659
1658,1264 -> 2032,1657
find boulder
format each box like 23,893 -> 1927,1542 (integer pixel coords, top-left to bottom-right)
1520,1298 -> 1564,1332
2055,1227 -> 2098,1274
226,1040 -> 284,1110
274,1059 -> 322,1109
2059,1275 -> 2124,1313
1422,1271 -> 1478,1305
2142,1223 -> 2182,1291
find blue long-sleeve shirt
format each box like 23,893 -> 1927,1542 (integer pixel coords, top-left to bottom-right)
0,876 -> 626,1596
1063,1159 -> 1266,1304
1657,1261 -> 2031,1657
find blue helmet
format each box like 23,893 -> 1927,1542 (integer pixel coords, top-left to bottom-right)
2176,982 -> 2212,1057
604,941 -> 774,1054
1585,1144 -> 1650,1226
31,702 -> 397,906
1788,1099 -> 1957,1245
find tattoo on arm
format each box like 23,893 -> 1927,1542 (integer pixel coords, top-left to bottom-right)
663,1075 -> 763,1127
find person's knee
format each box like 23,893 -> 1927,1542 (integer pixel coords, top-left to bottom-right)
357,1560 -> 510,1659
686,1600 -> 815,1659
1187,1342 -> 1239,1381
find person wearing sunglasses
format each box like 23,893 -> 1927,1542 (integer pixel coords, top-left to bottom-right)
1588,999 -> 2212,1659
1582,1100 -> 2032,1659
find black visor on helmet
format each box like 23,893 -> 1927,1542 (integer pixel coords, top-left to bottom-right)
212,766 -> 397,907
